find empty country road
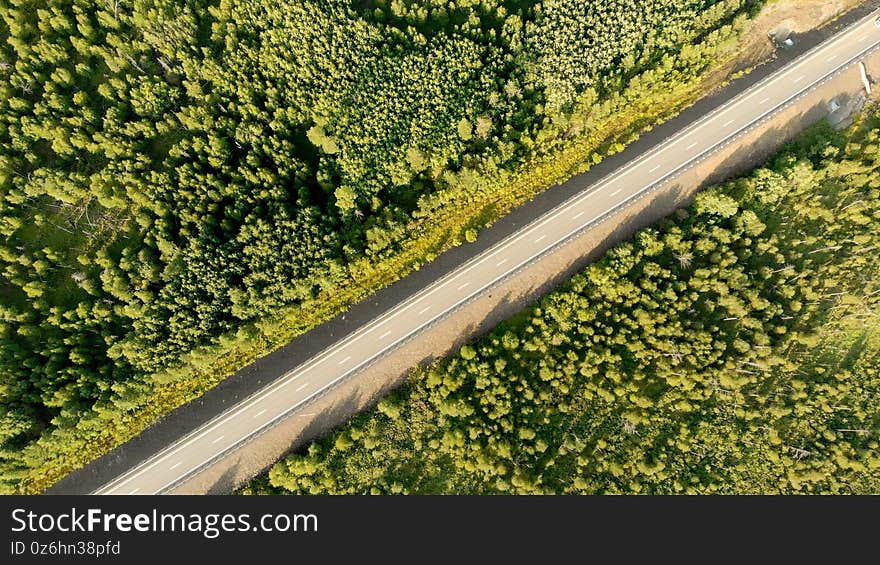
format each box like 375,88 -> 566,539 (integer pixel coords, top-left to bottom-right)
94,10 -> 880,495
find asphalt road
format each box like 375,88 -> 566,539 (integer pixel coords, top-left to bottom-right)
95,10 -> 880,495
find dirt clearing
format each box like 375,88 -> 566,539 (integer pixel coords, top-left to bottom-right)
736,0 -> 867,67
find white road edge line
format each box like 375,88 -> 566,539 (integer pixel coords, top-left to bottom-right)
94,16 -> 880,495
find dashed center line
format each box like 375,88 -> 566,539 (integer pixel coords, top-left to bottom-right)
378,330 -> 391,340
252,409 -> 267,419
610,188 -> 623,197
496,258 -> 509,267
827,54 -> 838,62
418,306 -> 431,315
686,142 -> 698,150
128,488 -> 140,495
338,356 -> 351,365
572,211 -> 585,220
457,282 -> 470,291
859,35 -> 869,43
794,75 -> 805,83
295,382 -> 310,392
723,119 -> 735,127
211,436 -> 225,444
169,462 -> 183,471
759,97 -> 770,105
534,235 -> 547,243
648,164 -> 661,173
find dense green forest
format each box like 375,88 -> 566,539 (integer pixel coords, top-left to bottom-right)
248,113 -> 880,495
1,0 -> 766,492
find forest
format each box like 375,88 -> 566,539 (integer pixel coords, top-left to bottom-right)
2,0 -> 768,492
248,113 -> 880,495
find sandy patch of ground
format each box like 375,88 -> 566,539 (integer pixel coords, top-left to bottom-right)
735,0 -> 866,69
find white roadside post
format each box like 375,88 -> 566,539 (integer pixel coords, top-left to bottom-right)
859,61 -> 872,94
